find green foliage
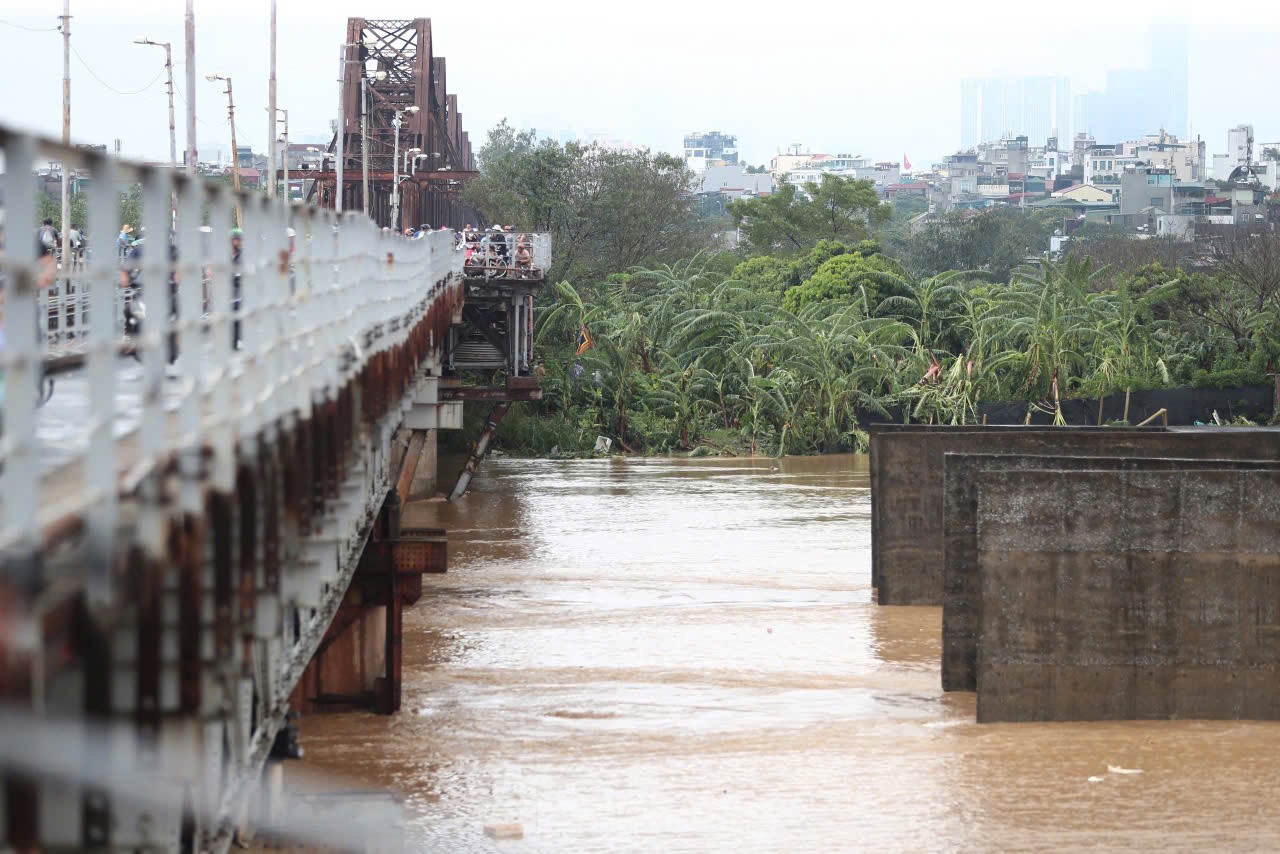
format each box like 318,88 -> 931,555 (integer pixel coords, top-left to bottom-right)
782,252 -> 906,313
463,120 -> 711,281
496,208 -> 1279,456
891,208 -> 1059,281
36,186 -> 143,237
727,175 -> 890,255
36,192 -> 87,231
731,256 -> 791,293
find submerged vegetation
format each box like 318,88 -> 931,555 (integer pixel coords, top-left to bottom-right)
463,126 -> 1280,456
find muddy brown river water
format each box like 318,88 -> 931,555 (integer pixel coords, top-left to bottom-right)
295,454 -> 1280,851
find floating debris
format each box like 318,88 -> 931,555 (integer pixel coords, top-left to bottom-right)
484,823 -> 525,840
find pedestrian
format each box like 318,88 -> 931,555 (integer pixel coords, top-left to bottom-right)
490,223 -> 508,264
116,223 -> 135,260
35,220 -> 58,290
37,218 -> 59,256
514,235 -> 533,273
67,224 -> 84,264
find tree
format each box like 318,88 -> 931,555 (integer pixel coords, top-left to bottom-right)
781,252 -> 906,313
994,256 -> 1103,423
730,256 -> 791,293
902,208 -> 1059,280
464,120 -> 708,281
727,175 -> 889,255
36,192 -> 87,231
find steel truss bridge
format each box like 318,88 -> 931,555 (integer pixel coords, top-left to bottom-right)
306,18 -> 477,231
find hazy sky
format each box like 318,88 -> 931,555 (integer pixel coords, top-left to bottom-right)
3,0 -> 1279,168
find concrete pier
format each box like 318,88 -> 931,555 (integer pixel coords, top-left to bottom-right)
869,425 -> 1280,605
869,424 -> 1280,722
941,453 -> 1280,692
973,467 -> 1280,722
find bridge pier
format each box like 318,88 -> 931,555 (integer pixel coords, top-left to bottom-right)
290,492 -> 446,717
868,424 -> 1280,722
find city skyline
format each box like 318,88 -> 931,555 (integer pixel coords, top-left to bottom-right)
962,23 -> 1189,152
1,1 -> 1277,169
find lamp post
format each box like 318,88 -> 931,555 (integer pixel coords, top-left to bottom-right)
360,68 -> 388,217
390,106 -> 419,232
335,36 -> 376,213
184,0 -> 196,176
134,39 -> 177,171
207,73 -> 241,226
59,0 -> 70,247
267,0 -> 277,198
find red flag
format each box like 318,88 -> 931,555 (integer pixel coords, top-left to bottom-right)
903,153 -> 912,171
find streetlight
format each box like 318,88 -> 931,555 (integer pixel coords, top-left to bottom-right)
402,147 -> 422,173
135,39 -> 177,171
335,35 -> 378,213
206,73 -> 241,226
408,152 -> 439,176
390,105 -> 419,231
361,68 -> 388,216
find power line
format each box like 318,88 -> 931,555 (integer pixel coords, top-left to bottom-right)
0,18 -> 59,32
71,44 -> 166,96
172,78 -> 218,129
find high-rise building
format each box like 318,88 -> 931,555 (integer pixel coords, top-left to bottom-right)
960,79 -> 982,149
1149,21 -> 1189,139
959,76 -> 1069,148
1071,23 -> 1189,142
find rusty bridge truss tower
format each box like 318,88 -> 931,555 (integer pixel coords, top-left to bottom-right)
309,18 -> 476,230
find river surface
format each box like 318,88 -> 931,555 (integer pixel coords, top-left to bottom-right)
296,454 -> 1280,852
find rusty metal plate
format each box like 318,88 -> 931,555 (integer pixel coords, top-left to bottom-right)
393,529 -> 447,574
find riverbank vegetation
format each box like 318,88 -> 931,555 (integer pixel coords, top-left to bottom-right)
462,126 -> 1280,456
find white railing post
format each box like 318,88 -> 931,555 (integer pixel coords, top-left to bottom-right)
0,131 -> 42,574
207,188 -> 237,493
176,172 -> 205,515
84,151 -> 122,602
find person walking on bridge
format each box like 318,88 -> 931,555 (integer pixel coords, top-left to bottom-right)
116,224 -> 134,261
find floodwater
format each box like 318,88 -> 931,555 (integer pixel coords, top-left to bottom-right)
295,455 -> 1280,852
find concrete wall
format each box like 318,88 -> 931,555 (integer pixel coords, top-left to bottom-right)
974,468 -> 1280,722
870,425 -> 1167,605
941,453 -> 1280,692
870,425 -> 1280,605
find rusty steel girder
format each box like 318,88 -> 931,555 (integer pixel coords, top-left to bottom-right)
316,18 -> 477,229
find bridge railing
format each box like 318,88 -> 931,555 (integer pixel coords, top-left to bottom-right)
1,122 -> 459,571
1,122 -> 464,846
38,280 -> 137,355
461,229 -> 551,280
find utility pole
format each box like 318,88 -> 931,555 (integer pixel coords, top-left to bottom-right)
336,43 -> 348,213
59,0 -> 71,242
274,108 -> 288,201
135,39 -> 177,170
208,74 -> 241,226
361,75 -> 370,216
185,0 -> 196,176
266,0 -> 277,198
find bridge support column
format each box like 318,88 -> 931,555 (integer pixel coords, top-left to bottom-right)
289,495 -> 446,716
